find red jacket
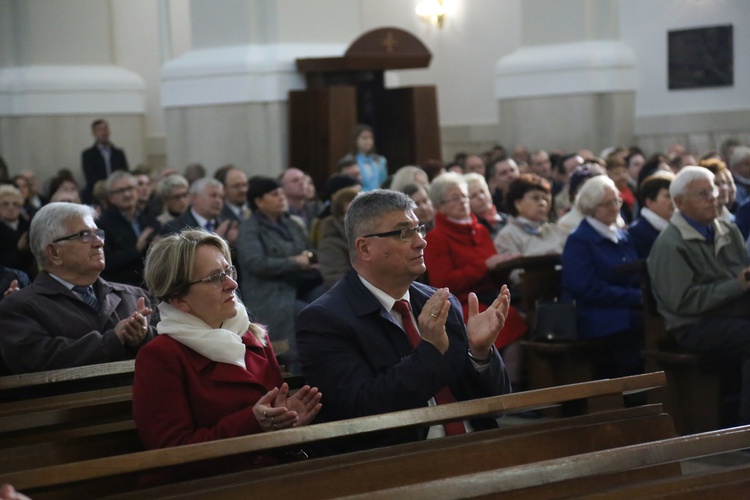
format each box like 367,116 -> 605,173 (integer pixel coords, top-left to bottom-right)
132,331 -> 282,485
425,212 -> 527,348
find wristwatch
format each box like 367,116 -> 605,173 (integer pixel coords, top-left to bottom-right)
468,346 -> 494,365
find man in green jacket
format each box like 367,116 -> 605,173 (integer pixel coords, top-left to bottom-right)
648,166 -> 750,425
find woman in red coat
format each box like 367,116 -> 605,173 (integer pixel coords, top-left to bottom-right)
133,229 -> 321,485
424,172 -> 527,387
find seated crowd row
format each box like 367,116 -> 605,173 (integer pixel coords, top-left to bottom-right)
1,136 -> 750,481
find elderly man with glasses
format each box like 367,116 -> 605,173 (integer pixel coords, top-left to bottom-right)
296,189 -> 512,455
649,166 -> 750,426
0,202 -> 153,374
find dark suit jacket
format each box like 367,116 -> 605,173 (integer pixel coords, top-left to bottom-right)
97,207 -> 161,286
81,143 -> 128,203
296,269 -> 511,454
161,209 -> 202,235
0,218 -> 34,277
220,203 -> 248,225
0,272 -> 154,374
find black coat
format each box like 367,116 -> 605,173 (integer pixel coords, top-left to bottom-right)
97,207 -> 160,287
81,143 -> 128,203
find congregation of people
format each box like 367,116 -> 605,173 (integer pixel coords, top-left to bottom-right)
2,116 -> 750,481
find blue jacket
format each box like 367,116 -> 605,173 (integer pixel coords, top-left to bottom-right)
562,219 -> 642,339
627,216 -> 661,259
296,269 -> 510,453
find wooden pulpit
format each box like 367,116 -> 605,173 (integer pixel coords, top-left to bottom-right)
290,27 -> 442,190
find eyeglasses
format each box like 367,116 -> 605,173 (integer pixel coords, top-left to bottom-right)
110,185 -> 136,195
443,194 -> 468,204
188,266 -> 237,288
167,192 -> 190,201
597,198 -> 623,209
53,229 -> 106,244
363,225 -> 427,241
0,201 -> 22,208
685,186 -> 720,201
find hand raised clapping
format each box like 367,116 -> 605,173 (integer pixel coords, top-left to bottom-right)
253,383 -> 322,432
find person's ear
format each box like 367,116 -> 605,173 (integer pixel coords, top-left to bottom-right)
168,295 -> 192,314
45,243 -> 63,266
355,237 -> 373,262
672,194 -> 685,212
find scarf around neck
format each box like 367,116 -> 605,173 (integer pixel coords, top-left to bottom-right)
157,300 -> 252,369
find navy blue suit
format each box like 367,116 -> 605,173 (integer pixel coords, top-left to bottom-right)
296,269 -> 510,454
627,216 -> 661,259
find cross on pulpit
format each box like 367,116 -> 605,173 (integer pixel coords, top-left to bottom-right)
291,28 -> 441,192
381,32 -> 399,53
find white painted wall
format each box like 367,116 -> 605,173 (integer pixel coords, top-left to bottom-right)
360,0 -> 522,127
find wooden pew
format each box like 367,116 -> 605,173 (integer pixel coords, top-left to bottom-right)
0,350 -> 300,404
639,261 -> 740,434
0,372 -> 667,497
579,463 -> 750,499
0,360 -> 135,403
348,424 -> 750,499
110,404 -> 678,499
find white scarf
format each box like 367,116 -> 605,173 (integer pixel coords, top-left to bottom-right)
640,207 -> 670,232
585,216 -> 620,244
157,300 -> 251,369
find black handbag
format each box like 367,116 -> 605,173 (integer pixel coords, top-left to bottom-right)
531,300 -> 577,342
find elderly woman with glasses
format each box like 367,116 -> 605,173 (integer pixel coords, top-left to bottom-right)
133,229 -> 322,486
424,173 -> 528,385
561,175 -> 643,378
494,173 -> 564,257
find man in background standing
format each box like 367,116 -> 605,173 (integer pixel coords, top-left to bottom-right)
81,119 -> 128,204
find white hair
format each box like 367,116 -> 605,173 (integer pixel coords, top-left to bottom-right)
30,202 -> 97,267
575,175 -> 617,215
669,166 -> 714,199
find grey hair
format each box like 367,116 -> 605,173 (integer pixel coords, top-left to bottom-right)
144,229 -> 267,344
105,170 -> 136,195
670,166 -> 714,199
344,189 -> 416,258
575,175 -> 617,215
730,146 -> 750,170
190,177 -> 223,195
157,173 -> 189,201
390,166 -> 428,193
30,202 -> 97,267
429,172 -> 467,207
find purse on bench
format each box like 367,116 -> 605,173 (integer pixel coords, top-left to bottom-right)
531,299 -> 577,342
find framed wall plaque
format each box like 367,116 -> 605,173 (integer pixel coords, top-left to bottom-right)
668,24 -> 733,90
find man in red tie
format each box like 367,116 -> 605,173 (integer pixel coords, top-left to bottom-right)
296,189 -> 512,454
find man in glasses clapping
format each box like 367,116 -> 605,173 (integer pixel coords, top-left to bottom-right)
0,202 -> 153,374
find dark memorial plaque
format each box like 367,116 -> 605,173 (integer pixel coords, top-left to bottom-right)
668,25 -> 733,90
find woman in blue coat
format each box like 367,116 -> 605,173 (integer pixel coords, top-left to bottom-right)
562,175 -> 643,378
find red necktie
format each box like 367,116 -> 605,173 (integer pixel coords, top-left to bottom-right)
392,300 -> 466,436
